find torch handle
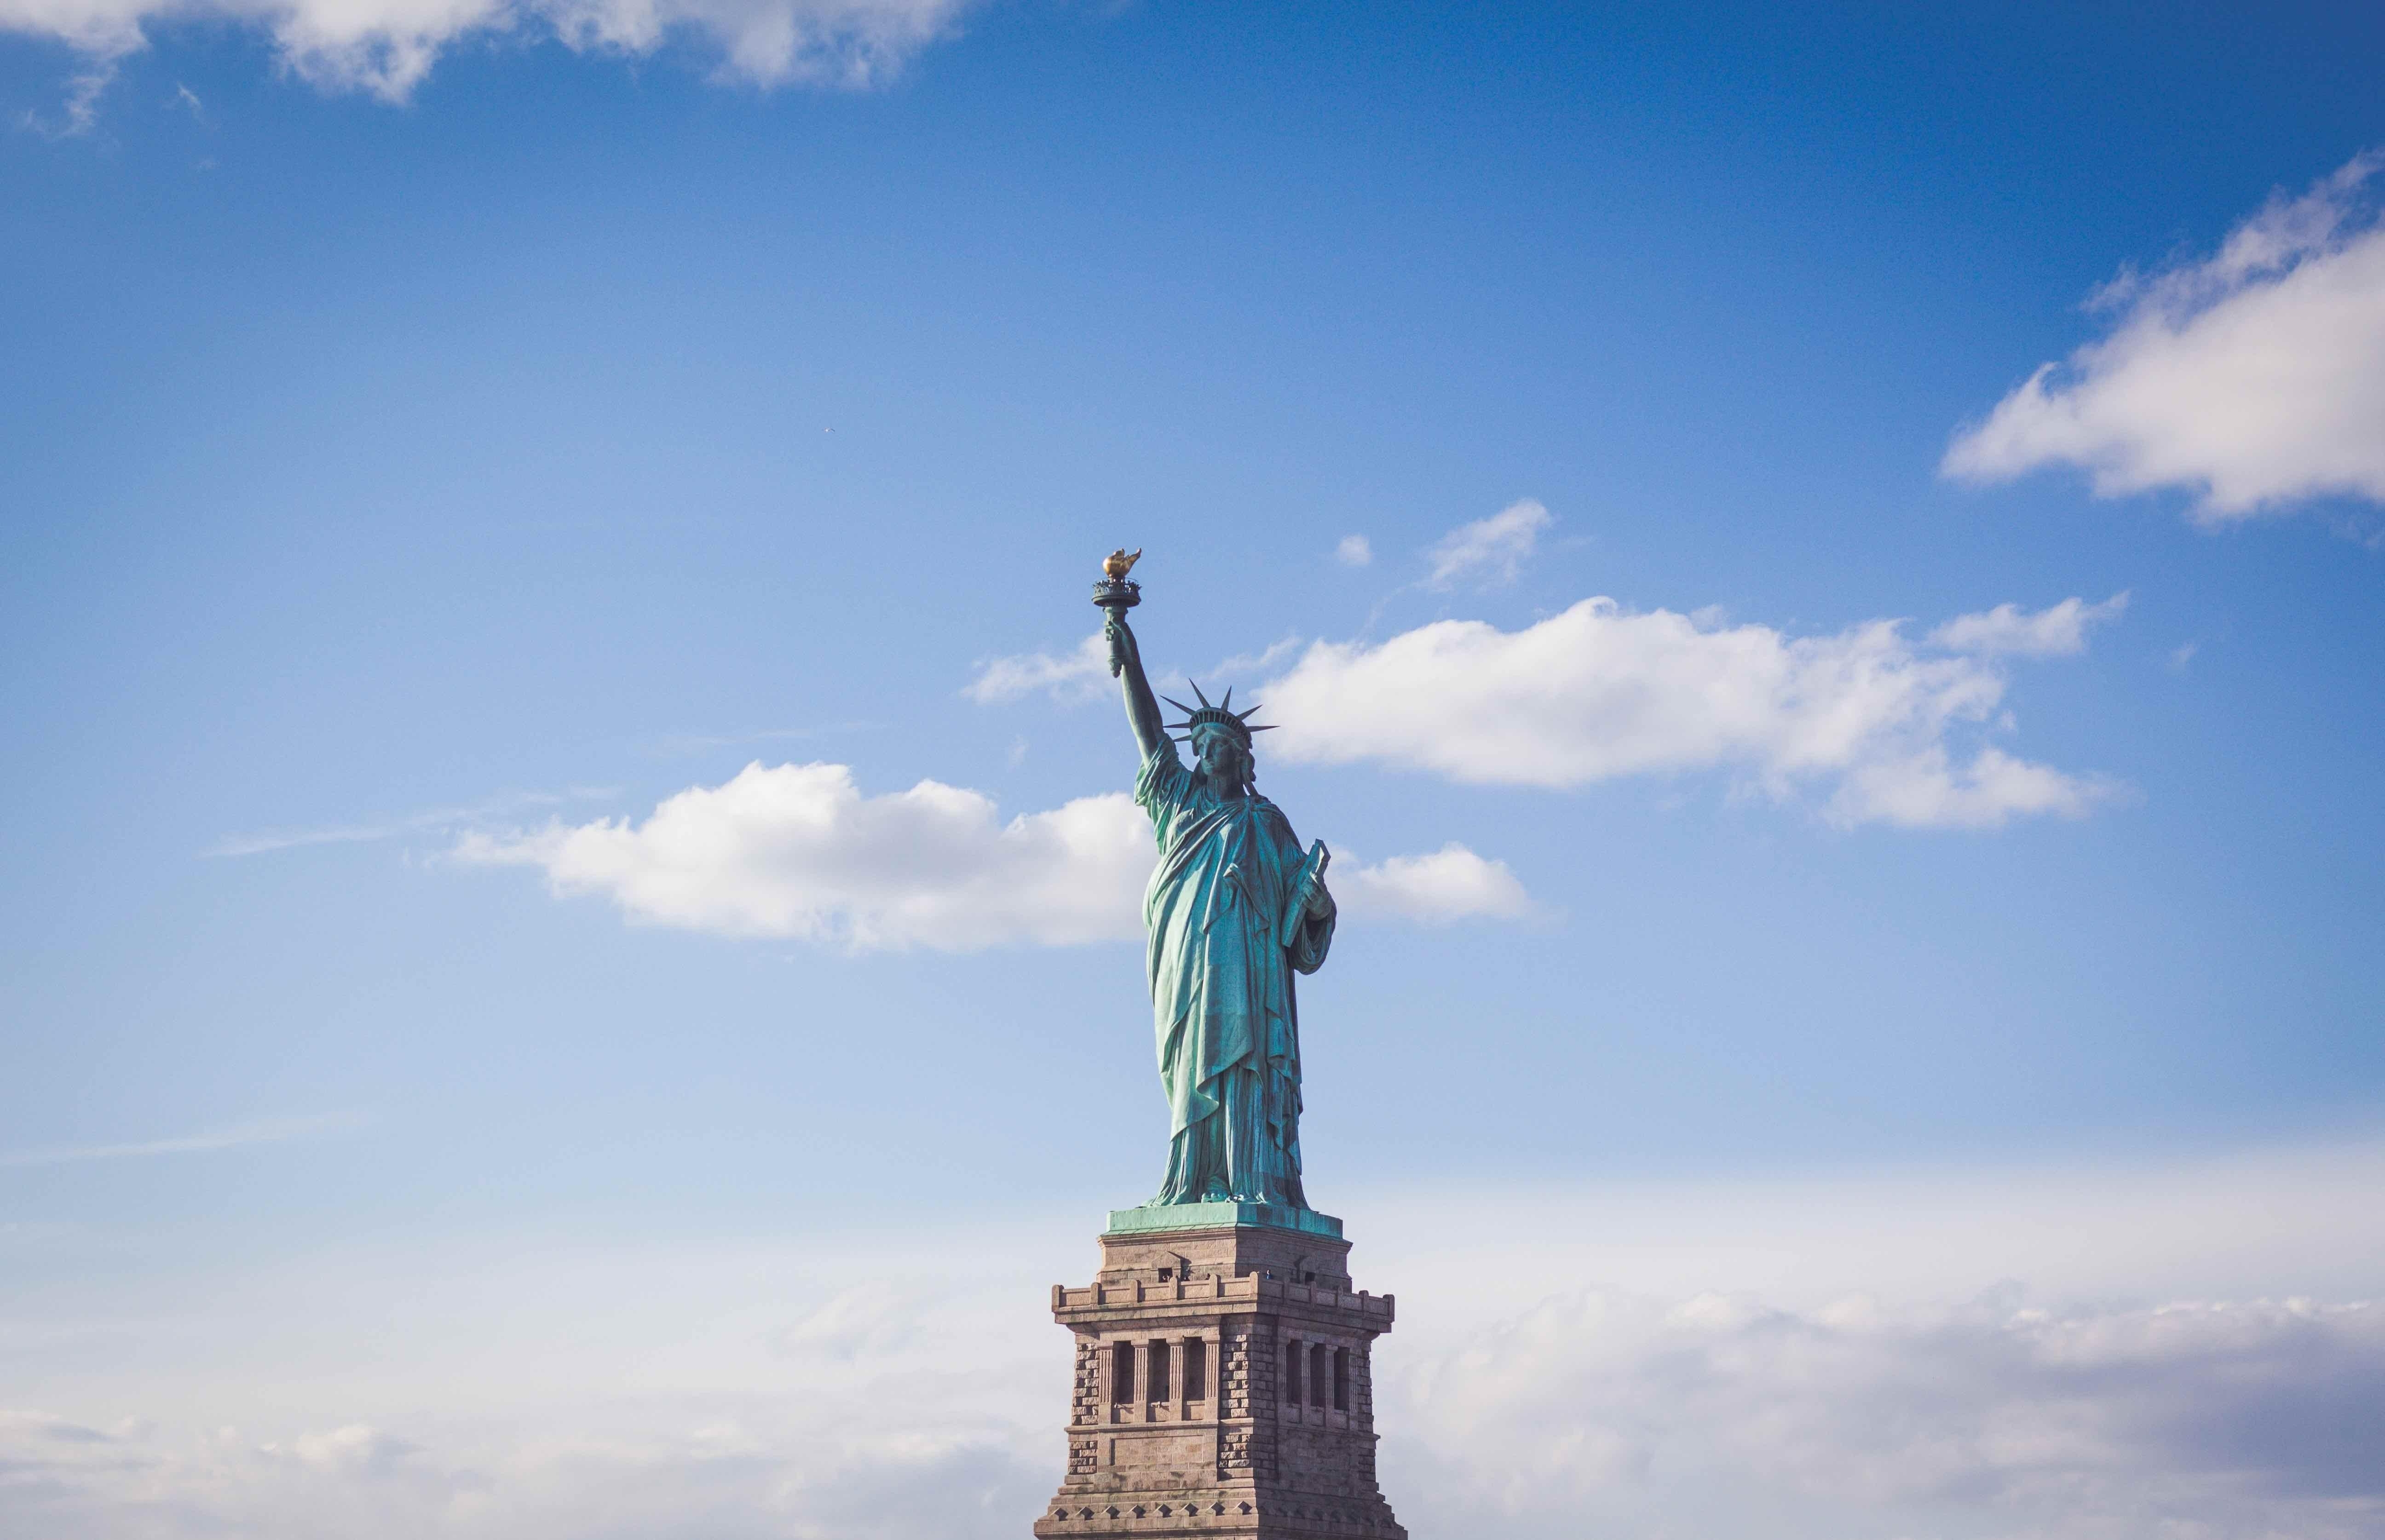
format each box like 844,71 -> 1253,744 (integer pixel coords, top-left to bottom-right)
1093,577 -> 1142,676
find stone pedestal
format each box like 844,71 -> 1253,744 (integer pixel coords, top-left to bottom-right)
1031,1206 -> 1407,1540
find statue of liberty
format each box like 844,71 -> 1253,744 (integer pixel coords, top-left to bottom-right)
1100,557 -> 1336,1212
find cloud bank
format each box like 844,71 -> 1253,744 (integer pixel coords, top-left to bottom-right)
456,762 -> 1527,948
1260,596 -> 2120,829
14,1295 -> 2378,1540
1945,153 -> 2385,520
1392,1290 -> 2385,1540
10,1137 -> 2385,1540
0,0 -> 968,105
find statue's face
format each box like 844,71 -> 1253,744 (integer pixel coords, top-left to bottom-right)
1195,731 -> 1251,790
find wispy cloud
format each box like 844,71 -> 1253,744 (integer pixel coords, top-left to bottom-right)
968,634 -> 1299,708
1426,499 -> 1551,589
208,788 -> 614,858
963,634 -> 1112,706
0,1112 -> 363,1167
1945,152 -> 2385,520
16,61 -> 115,138
1207,635 -> 1302,679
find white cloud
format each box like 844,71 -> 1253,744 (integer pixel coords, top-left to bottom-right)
456,761 -> 1527,949
1426,499 -> 1551,588
455,763 -> 1153,951
1929,591 -> 2129,657
1338,843 -> 1533,924
1827,743 -> 2114,830
1335,534 -> 1374,567
1945,153 -> 2385,520
963,634 -> 1111,705
1260,597 -> 2120,829
0,0 -> 968,105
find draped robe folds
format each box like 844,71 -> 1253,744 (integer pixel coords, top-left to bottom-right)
1134,741 -> 1334,1209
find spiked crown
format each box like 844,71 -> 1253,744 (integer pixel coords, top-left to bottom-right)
1161,680 -> 1275,749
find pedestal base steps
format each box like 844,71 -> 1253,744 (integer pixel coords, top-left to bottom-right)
1031,1211 -> 1407,1540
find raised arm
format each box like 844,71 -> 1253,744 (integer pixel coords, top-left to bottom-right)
1107,612 -> 1168,760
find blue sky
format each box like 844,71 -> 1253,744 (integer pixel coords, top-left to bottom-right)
4,4 -> 2384,1537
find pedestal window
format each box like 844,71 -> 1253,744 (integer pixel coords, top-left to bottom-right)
1110,1340 -> 1134,1404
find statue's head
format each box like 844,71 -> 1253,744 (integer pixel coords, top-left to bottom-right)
1164,681 -> 1273,796
1192,724 -> 1254,792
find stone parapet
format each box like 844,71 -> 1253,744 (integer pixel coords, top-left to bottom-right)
1052,1274 -> 1394,1328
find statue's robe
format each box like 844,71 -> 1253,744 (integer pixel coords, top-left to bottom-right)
1134,741 -> 1334,1208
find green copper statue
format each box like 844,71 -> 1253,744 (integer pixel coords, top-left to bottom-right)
1096,552 -> 1336,1211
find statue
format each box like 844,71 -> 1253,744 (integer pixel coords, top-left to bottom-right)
1096,555 -> 1336,1211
